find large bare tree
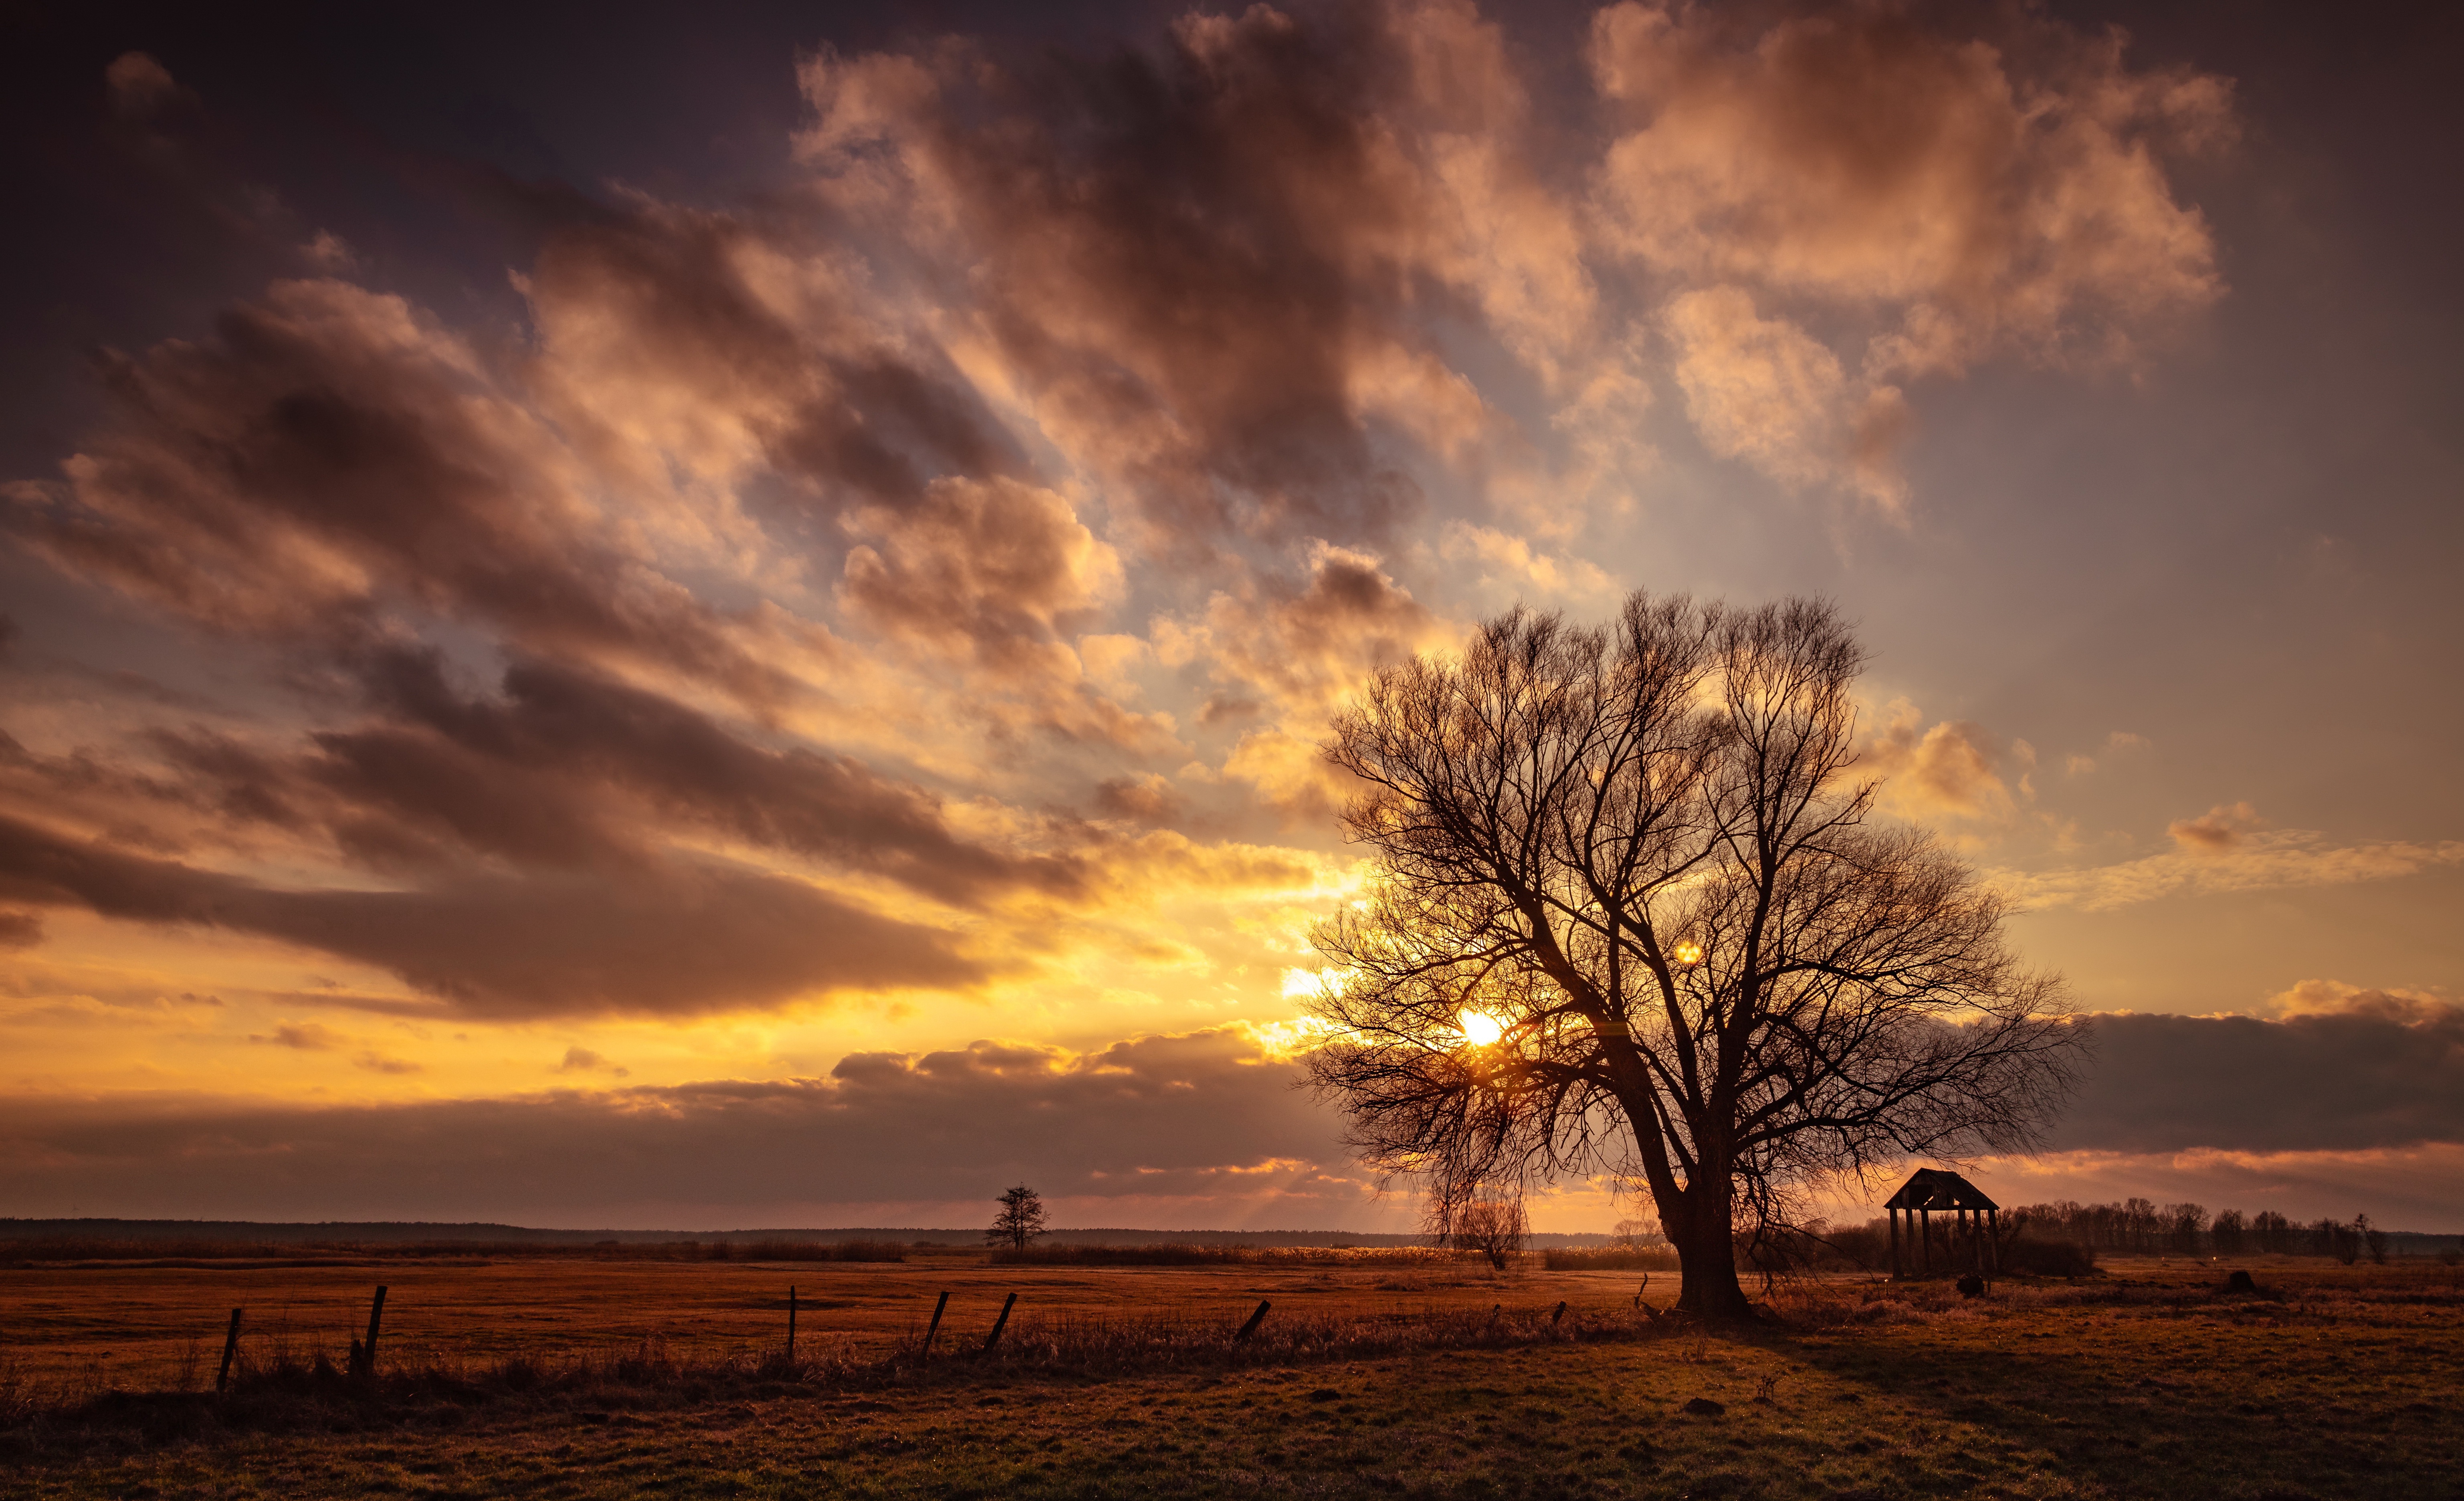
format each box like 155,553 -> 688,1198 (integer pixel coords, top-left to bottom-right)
1305,593 -> 2083,1318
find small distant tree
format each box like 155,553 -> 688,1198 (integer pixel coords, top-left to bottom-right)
1611,1214 -> 1663,1248
2210,1209 -> 2247,1257
2252,1210 -> 2292,1255
987,1184 -> 1048,1249
2162,1202 -> 2208,1255
2357,1213 -> 2389,1266
1450,1196 -> 1528,1271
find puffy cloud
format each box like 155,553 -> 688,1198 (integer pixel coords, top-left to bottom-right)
1161,544 -> 1456,725
1864,701 -> 2022,823
0,1027 -> 1357,1223
2167,799 -> 2260,852
795,0 -> 1595,553
1592,0 -> 2227,494
103,52 -> 190,121
838,477 -> 1123,669
1661,286 -> 1908,504
522,203 -> 1024,510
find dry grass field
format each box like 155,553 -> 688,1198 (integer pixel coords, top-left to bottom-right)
3,1249 -> 2459,1499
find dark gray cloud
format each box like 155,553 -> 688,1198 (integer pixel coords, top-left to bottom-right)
0,812 -> 983,1019
0,1028 -> 1343,1222
2053,995 -> 2464,1153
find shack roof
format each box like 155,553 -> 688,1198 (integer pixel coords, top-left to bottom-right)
1884,1168 -> 1998,1212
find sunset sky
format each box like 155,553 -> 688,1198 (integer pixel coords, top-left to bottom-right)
2,0 -> 2457,1233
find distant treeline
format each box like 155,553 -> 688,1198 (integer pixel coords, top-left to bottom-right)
0,1219 -> 1619,1251
1999,1200 -> 2462,1262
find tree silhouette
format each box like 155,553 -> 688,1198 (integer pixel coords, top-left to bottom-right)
1450,1195 -> 1528,1271
986,1184 -> 1048,1249
1305,594 -> 2083,1318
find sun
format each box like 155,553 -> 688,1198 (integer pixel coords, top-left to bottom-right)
1458,1011 -> 1505,1046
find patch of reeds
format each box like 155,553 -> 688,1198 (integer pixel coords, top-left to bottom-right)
1541,1246 -> 1680,1271
0,1236 -> 904,1267
984,1243 -> 1446,1267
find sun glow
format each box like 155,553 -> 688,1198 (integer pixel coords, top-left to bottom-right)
1458,1010 -> 1505,1046
1670,940 -> 1705,967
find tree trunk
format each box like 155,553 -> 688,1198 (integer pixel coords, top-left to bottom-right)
1667,1184 -> 1753,1319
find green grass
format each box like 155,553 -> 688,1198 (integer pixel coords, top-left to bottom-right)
4,1264 -> 2458,1499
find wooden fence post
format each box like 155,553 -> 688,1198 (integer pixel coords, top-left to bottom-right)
1235,1300 -> 1271,1342
787,1285 -> 798,1363
922,1290 -> 949,1357
349,1286 -> 388,1380
1551,1300 -> 1568,1326
216,1308 -> 243,1394
983,1291 -> 1018,1352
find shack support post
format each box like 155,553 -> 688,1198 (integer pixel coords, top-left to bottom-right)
216,1307 -> 243,1394
1888,1208 -> 1901,1279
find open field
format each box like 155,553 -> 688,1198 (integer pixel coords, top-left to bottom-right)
4,1253 -> 2460,1499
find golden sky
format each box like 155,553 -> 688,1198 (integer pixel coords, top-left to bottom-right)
2,0 -> 2458,1231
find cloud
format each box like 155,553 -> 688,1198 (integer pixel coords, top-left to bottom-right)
1662,286 -> 1909,505
6,279 -> 792,706
555,1046 -> 627,1077
0,812 -> 985,1019
121,648 -> 1099,908
103,52 -> 192,121
0,1026 -> 1356,1223
2167,799 -> 2259,852
2053,993 -> 2464,1154
250,1021 -> 345,1051
838,477 -> 1123,669
1996,813 -> 2464,911
795,0 -> 1597,554
1864,701 -> 2022,823
1592,0 -> 2228,493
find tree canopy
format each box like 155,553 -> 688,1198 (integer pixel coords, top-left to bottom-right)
1305,593 -> 2084,1316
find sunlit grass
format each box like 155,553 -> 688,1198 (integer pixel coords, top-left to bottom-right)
3,1257 -> 2458,1498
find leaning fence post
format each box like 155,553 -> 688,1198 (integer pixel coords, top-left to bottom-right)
1552,1300 -> 1568,1327
355,1285 -> 388,1380
216,1307 -> 244,1394
1235,1300 -> 1271,1342
984,1291 -> 1018,1352
922,1290 -> 950,1357
788,1285 -> 798,1363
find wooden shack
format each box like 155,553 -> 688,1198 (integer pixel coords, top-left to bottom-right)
1886,1168 -> 1998,1279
